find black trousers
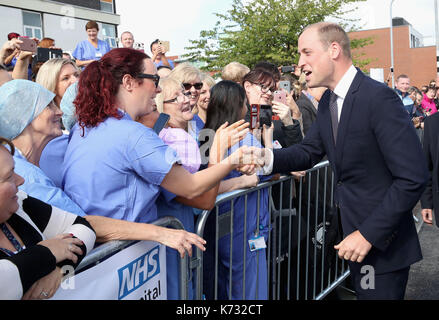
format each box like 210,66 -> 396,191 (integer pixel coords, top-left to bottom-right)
349,264 -> 410,300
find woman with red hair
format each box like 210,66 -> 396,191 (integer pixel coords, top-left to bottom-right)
62,48 -> 250,226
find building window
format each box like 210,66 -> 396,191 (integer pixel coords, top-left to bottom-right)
22,11 -> 43,39
102,23 -> 117,48
100,0 -> 114,13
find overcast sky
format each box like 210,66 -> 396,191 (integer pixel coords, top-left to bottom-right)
116,0 -> 438,56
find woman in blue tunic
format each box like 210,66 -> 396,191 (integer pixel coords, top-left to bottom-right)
62,48 -> 253,236
203,80 -> 274,300
137,76 -> 249,299
72,20 -> 111,69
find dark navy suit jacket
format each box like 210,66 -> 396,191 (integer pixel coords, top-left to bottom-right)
272,69 -> 428,274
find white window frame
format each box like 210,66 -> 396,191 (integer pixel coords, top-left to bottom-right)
22,10 -> 43,40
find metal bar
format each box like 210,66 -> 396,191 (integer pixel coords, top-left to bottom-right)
276,181 -> 284,300
287,178 -> 293,300
315,270 -> 350,301
229,200 -> 234,300
296,176 -> 303,300
305,171 -> 311,300
243,194 -> 248,300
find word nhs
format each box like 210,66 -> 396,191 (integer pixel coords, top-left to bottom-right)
118,246 -> 161,300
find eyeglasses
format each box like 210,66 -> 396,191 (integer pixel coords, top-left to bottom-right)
137,73 -> 160,88
163,91 -> 192,104
252,82 -> 276,94
183,82 -> 203,91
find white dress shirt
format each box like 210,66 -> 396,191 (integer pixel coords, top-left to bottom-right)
262,64 -> 358,175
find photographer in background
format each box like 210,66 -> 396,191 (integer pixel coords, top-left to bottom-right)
150,39 -> 174,69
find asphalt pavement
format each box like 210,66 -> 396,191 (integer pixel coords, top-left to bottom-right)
405,205 -> 439,300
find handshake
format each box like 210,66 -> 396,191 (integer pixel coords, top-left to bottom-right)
207,120 -> 273,176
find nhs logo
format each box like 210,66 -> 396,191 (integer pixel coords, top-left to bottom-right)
118,245 -> 160,300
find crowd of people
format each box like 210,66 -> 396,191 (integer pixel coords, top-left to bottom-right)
0,19 -> 437,301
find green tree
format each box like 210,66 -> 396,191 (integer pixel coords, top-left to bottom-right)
183,0 -> 372,72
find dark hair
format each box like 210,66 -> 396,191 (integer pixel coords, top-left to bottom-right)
150,39 -> 159,52
0,64 -> 7,71
7,32 -> 20,41
85,20 -> 99,31
254,61 -> 280,82
157,65 -> 172,71
242,68 -> 275,91
0,137 -> 15,155
75,48 -> 149,130
205,80 -> 247,132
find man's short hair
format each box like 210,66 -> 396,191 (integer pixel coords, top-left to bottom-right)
222,62 -> 250,83
121,31 -> 134,39
307,22 -> 352,60
396,74 -> 410,82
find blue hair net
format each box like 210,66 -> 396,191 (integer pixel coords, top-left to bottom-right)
60,82 -> 78,131
0,79 -> 55,140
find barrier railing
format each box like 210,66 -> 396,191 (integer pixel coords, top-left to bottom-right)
76,216 -> 189,300
193,160 -> 350,300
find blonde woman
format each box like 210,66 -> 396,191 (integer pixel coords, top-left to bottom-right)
168,62 -> 202,111
36,59 -> 80,188
36,58 -> 80,108
221,61 -> 250,84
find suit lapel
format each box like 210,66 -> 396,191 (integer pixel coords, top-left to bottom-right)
334,70 -> 364,170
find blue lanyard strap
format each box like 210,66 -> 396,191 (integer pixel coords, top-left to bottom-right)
0,223 -> 24,256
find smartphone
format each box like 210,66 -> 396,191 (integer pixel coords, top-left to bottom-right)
273,90 -> 287,105
278,80 -> 291,93
281,66 -> 295,74
153,113 -> 170,134
250,104 -> 259,130
158,40 -> 170,53
18,36 -> 37,53
259,105 -> 272,127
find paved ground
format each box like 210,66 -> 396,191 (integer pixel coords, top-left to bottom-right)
405,205 -> 439,300
331,203 -> 439,300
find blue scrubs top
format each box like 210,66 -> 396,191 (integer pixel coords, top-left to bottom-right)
13,152 -> 85,216
72,39 -> 111,62
188,114 -> 205,143
62,112 -> 179,223
217,133 -> 272,300
154,59 -> 175,69
40,134 -> 69,188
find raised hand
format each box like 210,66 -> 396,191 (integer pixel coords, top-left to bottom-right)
210,120 -> 249,164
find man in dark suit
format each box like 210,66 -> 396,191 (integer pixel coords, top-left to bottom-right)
260,22 -> 428,299
421,112 -> 439,227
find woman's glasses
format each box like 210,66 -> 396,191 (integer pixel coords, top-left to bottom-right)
163,91 -> 192,104
183,82 -> 203,91
137,73 -> 160,88
252,82 -> 276,94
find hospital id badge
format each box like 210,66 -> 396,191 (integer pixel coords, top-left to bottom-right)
95,52 -> 103,58
248,236 -> 266,252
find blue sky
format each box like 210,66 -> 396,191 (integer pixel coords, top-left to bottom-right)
116,0 -> 437,56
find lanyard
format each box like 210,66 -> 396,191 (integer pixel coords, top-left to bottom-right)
0,223 -> 24,257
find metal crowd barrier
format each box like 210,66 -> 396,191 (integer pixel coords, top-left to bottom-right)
193,160 -> 350,300
76,216 -> 189,300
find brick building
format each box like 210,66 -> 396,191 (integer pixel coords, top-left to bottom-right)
349,17 -> 437,88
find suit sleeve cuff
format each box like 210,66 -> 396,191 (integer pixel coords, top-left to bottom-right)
262,148 -> 274,175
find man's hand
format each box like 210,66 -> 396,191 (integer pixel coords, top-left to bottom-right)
334,230 -> 372,263
422,209 -> 434,225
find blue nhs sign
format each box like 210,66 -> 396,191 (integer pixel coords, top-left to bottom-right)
118,245 -> 161,300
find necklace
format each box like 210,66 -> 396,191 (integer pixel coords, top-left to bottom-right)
0,223 -> 24,256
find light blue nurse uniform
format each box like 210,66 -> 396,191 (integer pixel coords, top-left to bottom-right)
13,151 -> 85,216
72,39 -> 111,63
62,112 -> 179,223
40,134 -> 69,188
216,133 -> 272,300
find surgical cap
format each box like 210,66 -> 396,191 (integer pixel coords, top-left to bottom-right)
60,82 -> 78,131
0,79 -> 55,140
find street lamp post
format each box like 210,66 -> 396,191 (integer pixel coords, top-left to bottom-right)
390,0 -> 396,88
435,0 -> 439,76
